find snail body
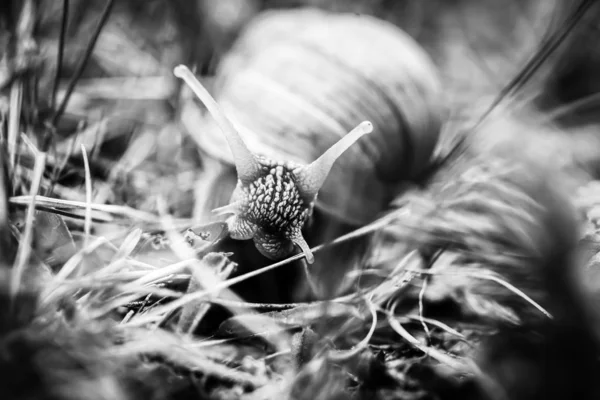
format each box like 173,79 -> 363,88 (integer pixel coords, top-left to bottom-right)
179,9 -> 443,262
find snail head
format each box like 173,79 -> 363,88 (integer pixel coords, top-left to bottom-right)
175,65 -> 372,264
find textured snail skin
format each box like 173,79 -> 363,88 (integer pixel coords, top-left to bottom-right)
220,158 -> 314,262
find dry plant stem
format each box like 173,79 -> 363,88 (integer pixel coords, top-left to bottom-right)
386,306 -> 465,370
81,144 -> 92,248
9,195 -> 168,223
121,310 -> 135,325
52,0 -> 115,126
410,267 -> 553,319
51,0 -> 69,111
20,133 -> 40,156
6,0 -> 32,170
127,210 -> 408,326
28,203 -> 113,223
261,349 -> 292,361
128,258 -> 197,287
325,296 -> 378,362
547,91 -> 600,121
73,76 -> 176,100
418,277 -> 431,341
405,315 -> 466,339
10,151 -> 46,306
187,337 -> 262,349
112,331 -> 266,387
0,158 -> 9,244
61,281 -> 181,299
473,0 -> 595,129
8,81 -> 23,175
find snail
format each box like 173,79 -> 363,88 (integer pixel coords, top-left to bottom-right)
177,9 -> 443,264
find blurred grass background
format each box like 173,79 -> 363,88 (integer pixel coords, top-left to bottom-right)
2,1 -> 600,400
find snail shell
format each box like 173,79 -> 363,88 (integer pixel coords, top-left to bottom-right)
182,8 -> 443,226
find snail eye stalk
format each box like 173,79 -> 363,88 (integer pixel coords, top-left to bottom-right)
174,65 -> 261,183
291,233 -> 314,264
293,121 -> 373,201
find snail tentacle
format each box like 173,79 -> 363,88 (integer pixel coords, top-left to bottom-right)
290,232 -> 315,264
293,121 -> 373,201
174,65 -> 261,183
